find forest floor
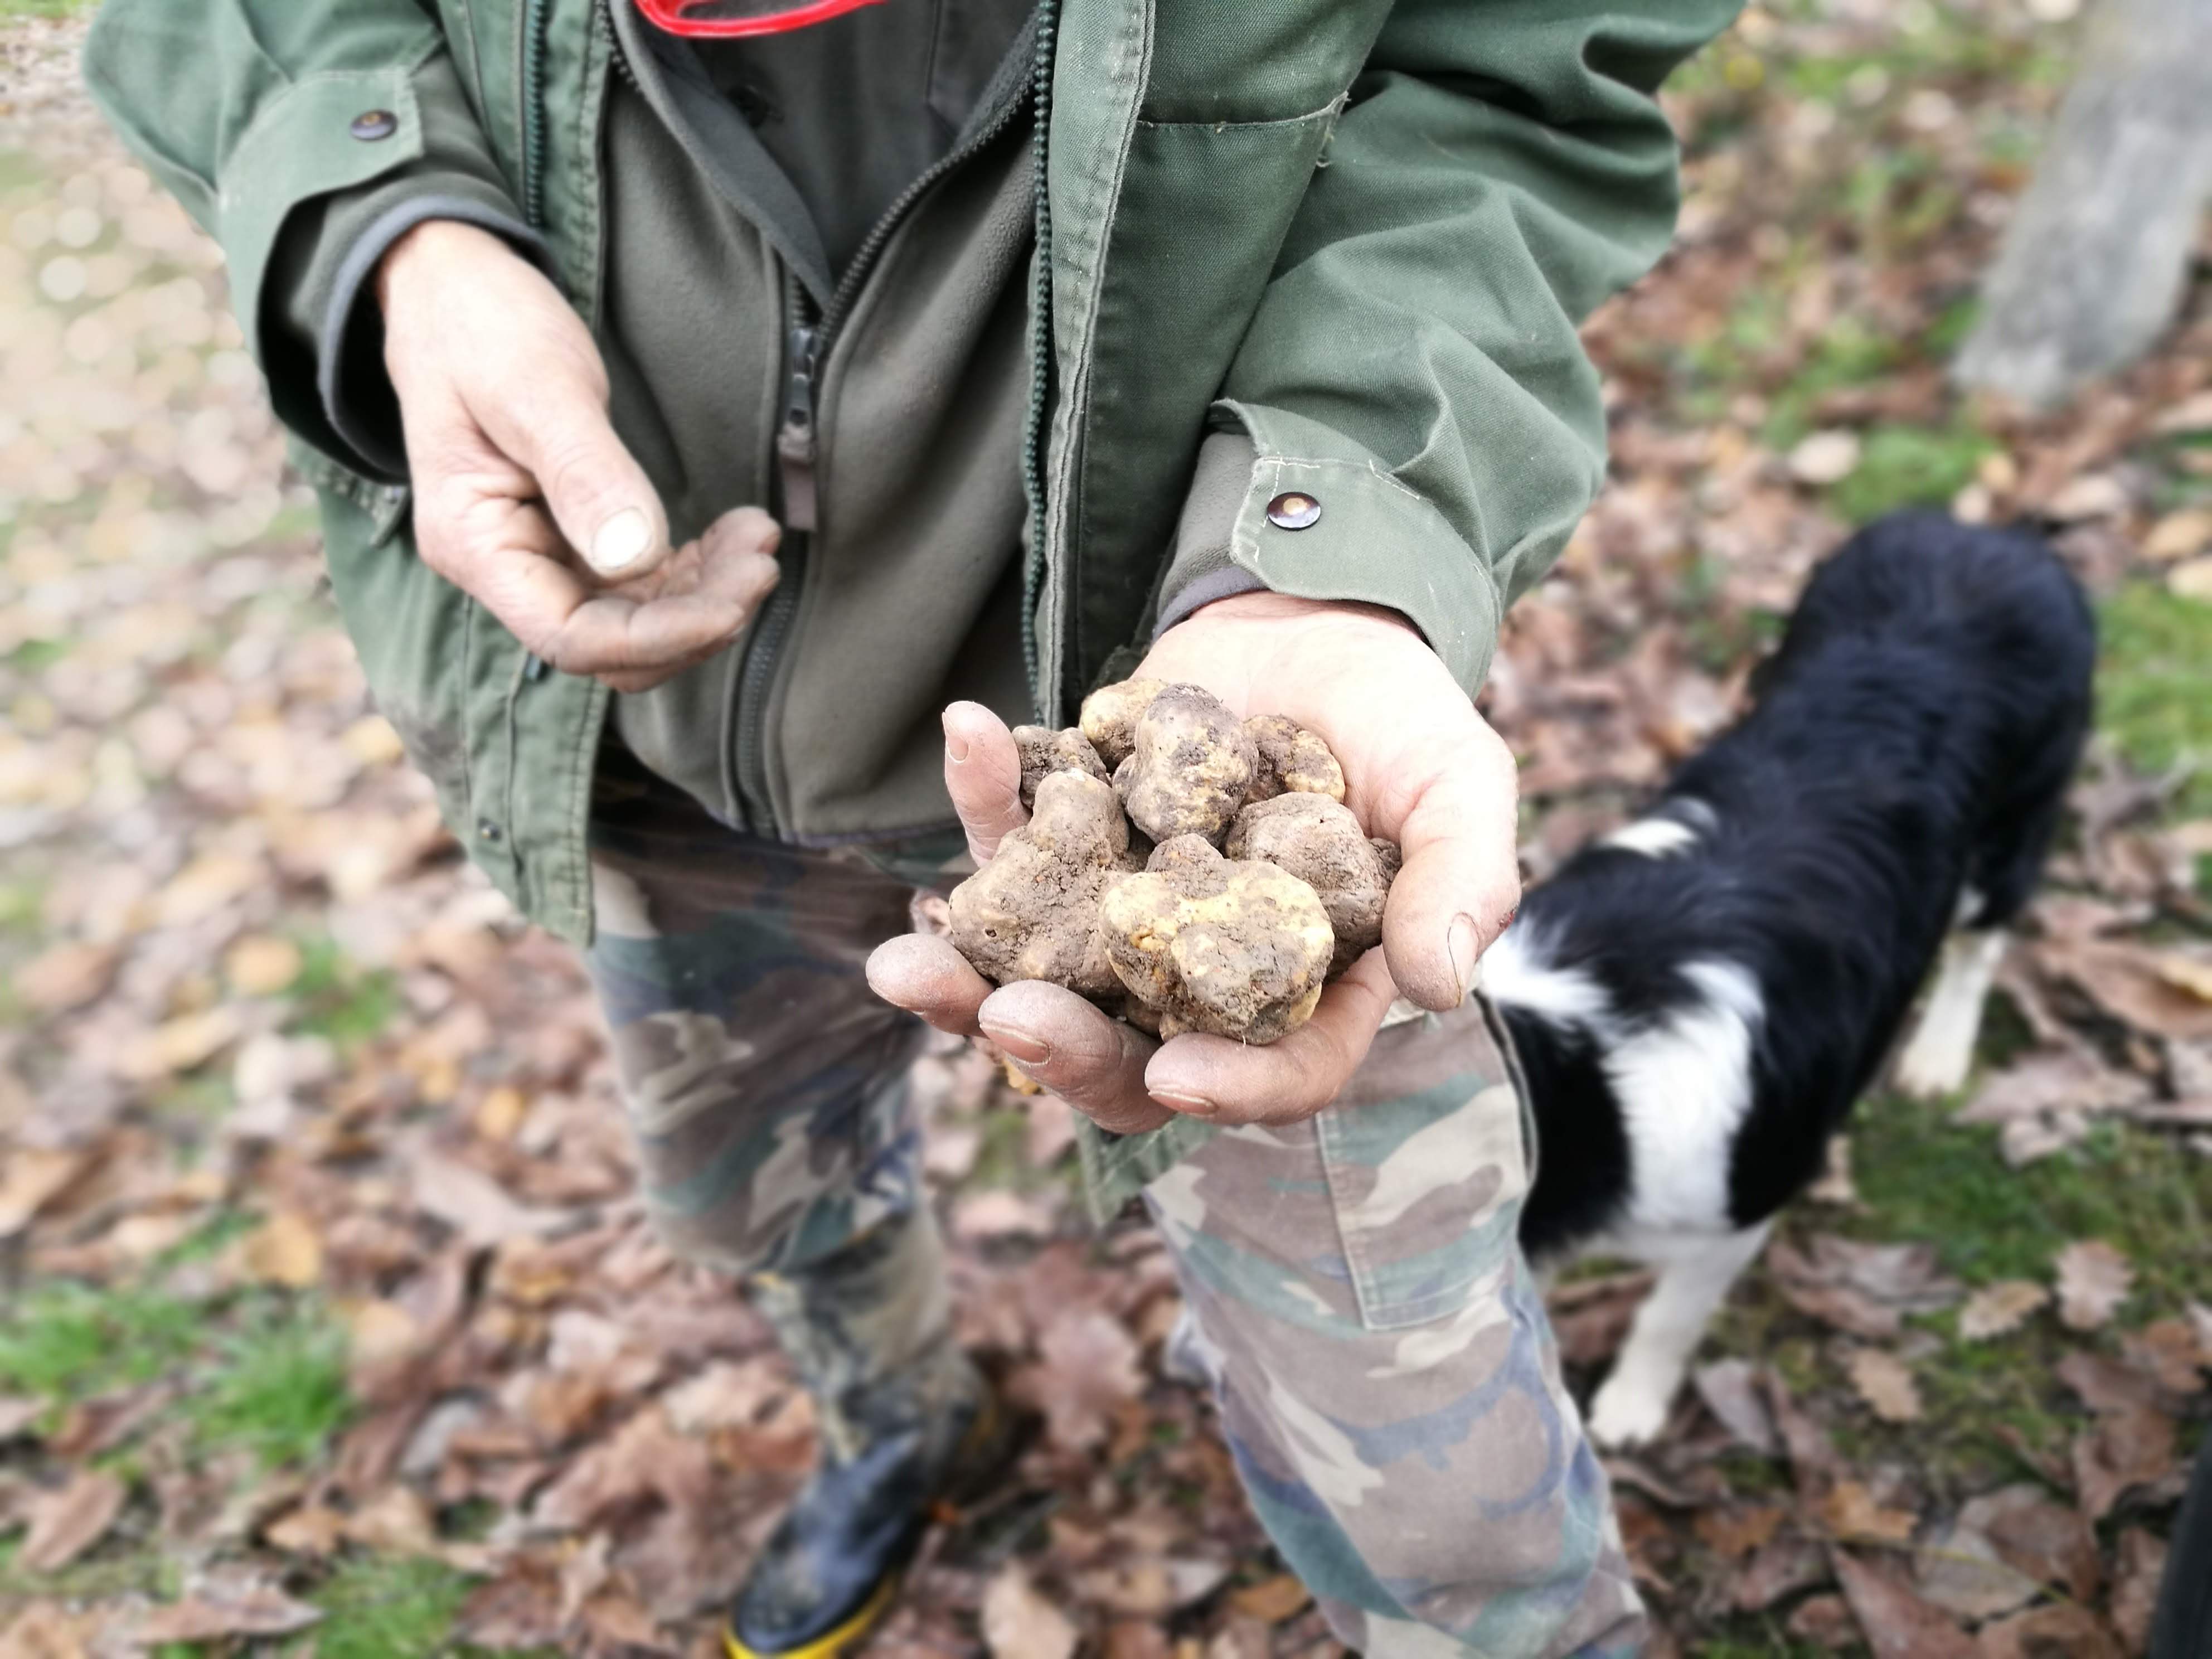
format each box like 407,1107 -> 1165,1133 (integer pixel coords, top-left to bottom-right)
4,2 -> 2212,1655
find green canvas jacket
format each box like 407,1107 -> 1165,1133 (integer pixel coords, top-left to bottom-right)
84,0 -> 1735,945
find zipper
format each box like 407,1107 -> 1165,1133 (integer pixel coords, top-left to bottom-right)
730,52 -> 1041,836
1018,0 -> 1058,717
777,296 -> 821,533
521,0 -> 552,226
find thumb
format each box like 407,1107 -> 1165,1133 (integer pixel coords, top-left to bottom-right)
493,366 -> 672,582
942,702 -> 1026,864
1378,718 -> 1522,1011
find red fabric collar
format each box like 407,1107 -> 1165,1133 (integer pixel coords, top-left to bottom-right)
634,0 -> 891,36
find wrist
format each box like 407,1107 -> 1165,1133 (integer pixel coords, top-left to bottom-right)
374,218 -> 518,318
1169,589 -> 1420,641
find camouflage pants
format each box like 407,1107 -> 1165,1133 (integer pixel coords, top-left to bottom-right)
585,758 -> 1643,1658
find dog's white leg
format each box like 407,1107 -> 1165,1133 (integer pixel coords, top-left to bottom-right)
1586,1222 -> 1772,1448
1894,928 -> 2007,1098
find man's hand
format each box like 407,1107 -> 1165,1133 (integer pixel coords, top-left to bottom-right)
378,220 -> 780,691
867,591 -> 1521,1131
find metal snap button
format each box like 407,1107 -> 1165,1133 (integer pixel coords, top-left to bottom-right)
350,109 -> 400,141
1265,491 -> 1321,530
476,819 -> 503,843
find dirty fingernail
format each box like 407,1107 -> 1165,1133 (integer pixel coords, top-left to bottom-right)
590,506 -> 651,574
1448,913 -> 1480,1001
1151,1090 -> 1218,1118
981,1022 -> 1047,1064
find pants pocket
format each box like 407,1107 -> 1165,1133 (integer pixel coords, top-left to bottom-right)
1315,1000 -> 1534,1332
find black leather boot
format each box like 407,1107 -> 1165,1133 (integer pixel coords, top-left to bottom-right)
725,1210 -> 1011,1658
724,1372 -> 1005,1659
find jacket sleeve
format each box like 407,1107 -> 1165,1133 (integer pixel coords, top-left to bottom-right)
82,0 -> 544,482
1153,0 -> 1740,691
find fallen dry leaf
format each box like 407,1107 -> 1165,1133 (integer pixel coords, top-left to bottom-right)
17,1470 -> 125,1573
1789,429 -> 1860,484
1958,1049 -> 2150,1125
135,1580 -> 323,1644
1692,1503 -> 1784,1561
1016,1310 -> 1144,1454
1957,1280 -> 2050,1341
2056,1351 -> 2166,1416
1692,1359 -> 1778,1453
1225,1575 -> 1310,1623
2054,1240 -> 2135,1331
2038,939 -> 2212,1042
235,1207 -> 323,1288
1913,1519 -> 2039,1623
1073,1558 -> 1228,1617
2143,506 -> 2212,562
0,1147 -> 91,1237
0,1603 -> 98,1659
222,933 -> 303,996
1845,1348 -> 1922,1424
1974,1604 -> 2124,1659
2122,1318 -> 2206,1394
13,940 -> 118,1015
2172,555 -> 2212,601
1785,1592 -> 1859,1649
1829,1547 -> 1976,1658
1822,1481 -> 1918,1545
1963,1483 -> 2102,1603
1733,1534 -> 1832,1613
1101,1619 -> 1173,1659
2073,1407 -> 2178,1521
2109,1526 -> 2168,1655
262,1502 -> 346,1557
952,1189 -> 1058,1243
115,1005 -> 243,1083
982,1566 -> 1080,1659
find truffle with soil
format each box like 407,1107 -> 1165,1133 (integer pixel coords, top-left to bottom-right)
947,680 -> 1399,1043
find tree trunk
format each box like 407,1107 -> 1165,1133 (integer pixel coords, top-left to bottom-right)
1952,0 -> 2212,410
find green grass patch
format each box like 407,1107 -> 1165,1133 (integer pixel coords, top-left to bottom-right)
0,1280 -> 203,1401
0,1275 -> 353,1468
187,1302 -> 352,1469
308,1557 -> 481,1659
1760,318 -> 1901,449
1849,1093 -> 2212,1306
0,1532 -> 178,1605
288,934 -> 400,1048
4,636 -> 71,673
2098,582 -> 2212,814
0,0 -> 97,17
1791,1093 -> 2212,1493
1696,1635 -> 1840,1659
1826,423 -> 1996,522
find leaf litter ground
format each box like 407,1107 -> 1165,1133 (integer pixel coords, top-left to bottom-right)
5,2 -> 2212,1656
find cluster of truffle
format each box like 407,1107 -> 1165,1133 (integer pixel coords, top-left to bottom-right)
948,680 -> 1400,1044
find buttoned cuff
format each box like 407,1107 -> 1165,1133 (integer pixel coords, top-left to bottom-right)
1195,400 -> 1503,695
247,43 -> 547,481
1152,431 -> 1269,637
313,191 -> 548,480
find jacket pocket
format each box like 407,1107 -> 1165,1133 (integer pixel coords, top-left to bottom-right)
1064,100 -> 1343,686
290,439 -> 478,842
1313,1000 -> 1534,1332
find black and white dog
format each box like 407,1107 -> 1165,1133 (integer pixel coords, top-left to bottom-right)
1489,511 -> 2096,1445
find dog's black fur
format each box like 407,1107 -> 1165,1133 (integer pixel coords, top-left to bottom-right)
1499,511 -> 2096,1262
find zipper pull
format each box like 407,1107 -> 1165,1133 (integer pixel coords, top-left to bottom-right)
778,321 -> 819,532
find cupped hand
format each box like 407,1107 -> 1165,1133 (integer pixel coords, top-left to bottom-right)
866,591 -> 1521,1130
379,220 -> 781,691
